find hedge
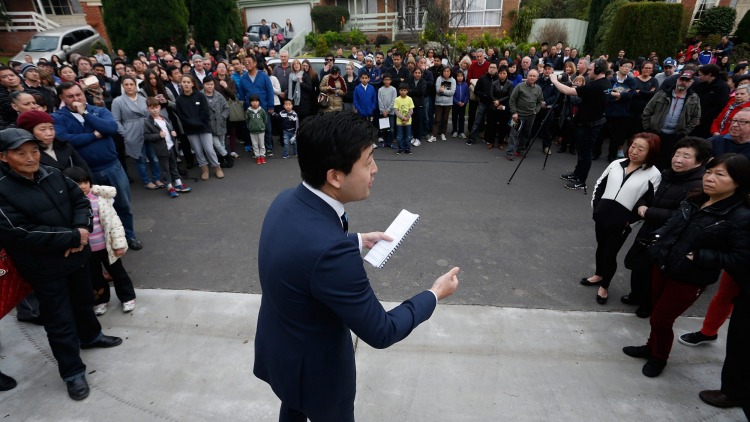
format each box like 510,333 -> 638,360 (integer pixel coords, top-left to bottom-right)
604,2 -> 682,60
311,5 -> 350,33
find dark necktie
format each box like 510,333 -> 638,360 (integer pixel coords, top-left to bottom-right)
341,212 -> 348,233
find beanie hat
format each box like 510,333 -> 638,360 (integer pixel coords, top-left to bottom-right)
16,110 -> 54,132
20,63 -> 37,76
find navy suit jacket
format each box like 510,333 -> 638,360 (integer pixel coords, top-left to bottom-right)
254,184 -> 437,413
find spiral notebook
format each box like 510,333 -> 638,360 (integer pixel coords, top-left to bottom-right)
364,209 -> 420,269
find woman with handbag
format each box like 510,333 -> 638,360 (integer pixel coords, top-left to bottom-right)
319,66 -> 346,112
622,137 -> 711,318
580,133 -> 662,304
214,62 -> 242,158
624,153 -> 750,379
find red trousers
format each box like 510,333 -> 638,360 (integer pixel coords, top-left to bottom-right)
647,267 -> 705,361
700,271 -> 739,336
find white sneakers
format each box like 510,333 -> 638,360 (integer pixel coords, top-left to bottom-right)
459,133 -> 467,139
412,138 -> 421,147
372,142 -> 378,149
440,134 -> 447,141
93,304 -> 107,316
123,300 -> 136,313
427,135 -> 437,143
451,132 -> 458,138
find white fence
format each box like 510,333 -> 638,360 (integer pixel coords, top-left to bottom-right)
3,11 -> 61,32
345,12 -> 398,40
281,27 -> 310,58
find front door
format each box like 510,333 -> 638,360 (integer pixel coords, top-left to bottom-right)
397,0 -> 428,31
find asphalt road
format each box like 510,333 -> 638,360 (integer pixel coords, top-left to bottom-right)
123,133 -> 715,316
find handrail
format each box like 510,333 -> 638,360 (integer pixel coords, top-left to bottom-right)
4,11 -> 61,32
281,27 -> 309,58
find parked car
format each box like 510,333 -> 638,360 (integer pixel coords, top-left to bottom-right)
12,25 -> 106,63
246,22 -> 281,43
265,57 -> 363,75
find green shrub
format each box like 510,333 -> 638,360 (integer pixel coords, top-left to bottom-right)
584,0 -> 609,52
593,0 -> 628,56
392,41 -> 409,57
102,0 -> 188,59
90,40 -> 109,55
315,37 -> 330,57
604,2 -> 682,60
311,5 -> 350,33
510,6 -> 538,42
305,32 -> 319,49
703,33 -> 723,48
348,29 -> 367,46
186,0 -> 243,48
733,43 -> 750,62
694,6 -> 736,37
736,11 -> 750,44
374,34 -> 390,46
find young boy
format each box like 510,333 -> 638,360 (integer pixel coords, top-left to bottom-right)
394,83 -> 414,155
143,97 -> 191,197
353,72 -> 377,124
246,94 -> 268,164
278,98 -> 299,158
378,74 -> 397,149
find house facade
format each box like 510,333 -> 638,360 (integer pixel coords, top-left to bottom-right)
1,0 -> 108,55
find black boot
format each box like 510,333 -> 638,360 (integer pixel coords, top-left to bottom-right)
223,154 -> 235,168
0,371 -> 17,391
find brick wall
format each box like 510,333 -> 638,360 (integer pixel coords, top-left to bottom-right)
80,1 -> 111,49
0,32 -> 34,55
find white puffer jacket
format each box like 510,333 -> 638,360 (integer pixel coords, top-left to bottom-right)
91,185 -> 128,264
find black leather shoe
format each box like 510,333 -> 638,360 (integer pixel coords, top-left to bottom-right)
642,358 -> 666,377
580,277 -> 600,286
127,237 -> 143,250
81,335 -> 123,350
620,294 -> 638,305
635,306 -> 651,319
623,345 -> 650,359
596,294 -> 608,305
699,390 -> 743,408
66,376 -> 89,400
0,371 -> 17,391
17,315 -> 44,325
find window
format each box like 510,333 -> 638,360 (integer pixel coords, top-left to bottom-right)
38,0 -> 74,15
451,0 -> 502,27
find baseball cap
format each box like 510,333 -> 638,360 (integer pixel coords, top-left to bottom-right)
679,69 -> 695,79
543,62 -> 554,68
663,57 -> 676,67
0,128 -> 37,152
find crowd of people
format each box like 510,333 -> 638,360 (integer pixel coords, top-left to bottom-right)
0,29 -> 748,416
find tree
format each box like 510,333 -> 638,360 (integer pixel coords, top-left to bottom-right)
604,2 -> 682,60
102,0 -> 189,57
593,0 -> 629,56
584,0 -> 609,53
186,0 -> 244,48
735,10 -> 750,44
694,6 -> 736,37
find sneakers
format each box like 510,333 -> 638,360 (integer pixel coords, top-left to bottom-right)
427,135 -> 436,143
283,153 -> 289,159
168,188 -> 179,198
459,133 -> 467,139
413,139 -> 421,147
565,179 -> 586,190
642,358 -> 666,378
505,155 -> 514,161
405,150 -> 412,154
543,147 -> 551,155
94,303 -> 107,316
411,138 -> 417,145
451,132 -> 458,138
623,345 -> 650,359
465,140 -> 474,145
245,145 -> 251,152
261,156 -> 267,164
678,331 -> 718,346
256,157 -> 262,165
372,142 -> 379,149
230,152 -> 240,158
440,134 -> 446,141
378,137 -> 384,144
122,300 -> 135,313
174,184 -> 191,193
560,171 -> 577,181
396,149 -> 403,155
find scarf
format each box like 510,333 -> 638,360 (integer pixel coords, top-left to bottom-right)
289,71 -> 303,105
719,101 -> 742,132
328,75 -> 346,94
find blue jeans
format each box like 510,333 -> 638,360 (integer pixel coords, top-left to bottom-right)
136,143 -> 161,185
469,102 -> 489,142
283,131 -> 297,156
91,162 -> 135,240
265,112 -> 273,152
397,124 -> 411,151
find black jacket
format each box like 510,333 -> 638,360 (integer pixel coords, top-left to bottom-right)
39,139 -> 92,176
474,73 -> 497,105
175,90 -> 211,135
692,78 -> 730,137
408,77 -> 426,108
648,193 -> 750,287
635,166 -> 705,239
490,77 -> 514,109
0,164 -> 92,281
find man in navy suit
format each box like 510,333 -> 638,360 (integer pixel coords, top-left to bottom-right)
254,111 -> 460,421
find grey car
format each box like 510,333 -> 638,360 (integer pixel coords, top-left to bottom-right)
12,25 -> 106,63
265,57 -> 363,76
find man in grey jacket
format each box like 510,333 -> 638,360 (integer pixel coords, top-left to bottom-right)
642,68 -> 701,170
506,69 -> 543,160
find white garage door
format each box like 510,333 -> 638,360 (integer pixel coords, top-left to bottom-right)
245,4 -> 312,35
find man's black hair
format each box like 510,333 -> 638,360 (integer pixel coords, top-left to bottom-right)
56,81 -> 80,97
297,112 -> 376,189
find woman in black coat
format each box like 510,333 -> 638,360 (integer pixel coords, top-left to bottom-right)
408,68 -> 426,142
623,153 -> 750,379
622,137 -> 712,317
